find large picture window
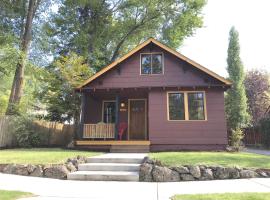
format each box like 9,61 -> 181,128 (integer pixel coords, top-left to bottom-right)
168,93 -> 185,120
141,53 -> 163,74
103,101 -> 116,123
167,91 -> 206,121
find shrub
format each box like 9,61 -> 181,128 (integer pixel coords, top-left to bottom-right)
230,128 -> 244,151
12,115 -> 48,147
259,117 -> 270,148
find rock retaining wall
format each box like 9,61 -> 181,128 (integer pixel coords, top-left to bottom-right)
0,156 -> 86,179
139,158 -> 270,182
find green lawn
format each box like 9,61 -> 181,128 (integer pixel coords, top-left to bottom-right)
172,193 -> 270,200
0,148 -> 102,164
0,190 -> 32,200
150,152 -> 270,169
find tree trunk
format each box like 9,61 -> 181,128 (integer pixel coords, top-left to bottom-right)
6,0 -> 37,115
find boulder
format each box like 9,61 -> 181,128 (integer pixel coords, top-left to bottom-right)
3,164 -> 29,176
228,167 -> 240,179
30,165 -> 43,177
214,167 -> 230,179
0,164 -> 8,172
44,165 -> 69,179
200,168 -> 214,180
180,174 -> 195,181
3,164 -> 16,174
27,164 -> 36,174
188,166 -> 201,178
139,163 -> 153,182
240,170 -> 259,178
172,166 -> 189,174
152,166 -> 180,182
66,162 -> 77,172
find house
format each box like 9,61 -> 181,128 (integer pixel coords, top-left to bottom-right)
75,38 -> 231,152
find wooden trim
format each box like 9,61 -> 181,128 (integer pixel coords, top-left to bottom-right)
167,91 -> 207,121
102,100 -> 116,122
128,99 -> 147,140
76,38 -> 231,89
76,140 -> 150,146
140,52 -> 164,75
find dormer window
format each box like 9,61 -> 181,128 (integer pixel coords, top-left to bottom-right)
141,53 -> 163,75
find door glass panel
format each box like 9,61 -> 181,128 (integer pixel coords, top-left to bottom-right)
103,101 -> 116,123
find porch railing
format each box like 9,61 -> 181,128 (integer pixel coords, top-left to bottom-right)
83,123 -> 115,139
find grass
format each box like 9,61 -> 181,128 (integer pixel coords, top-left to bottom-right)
150,152 -> 270,168
171,193 -> 270,200
0,148 -> 102,164
0,190 -> 32,200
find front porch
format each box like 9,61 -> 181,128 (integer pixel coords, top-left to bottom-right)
76,88 -> 150,152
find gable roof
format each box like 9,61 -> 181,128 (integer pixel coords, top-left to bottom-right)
77,38 -> 232,89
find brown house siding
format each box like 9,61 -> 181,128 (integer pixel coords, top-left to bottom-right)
148,88 -> 228,151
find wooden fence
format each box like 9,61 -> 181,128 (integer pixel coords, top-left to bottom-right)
0,116 -> 75,148
243,128 -> 262,145
0,116 -> 14,148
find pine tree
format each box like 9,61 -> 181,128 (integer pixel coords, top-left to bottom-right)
225,27 -> 250,130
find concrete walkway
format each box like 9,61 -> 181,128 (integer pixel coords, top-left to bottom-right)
1,173 -> 270,200
245,148 -> 270,156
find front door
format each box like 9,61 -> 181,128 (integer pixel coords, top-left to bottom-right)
128,99 -> 147,140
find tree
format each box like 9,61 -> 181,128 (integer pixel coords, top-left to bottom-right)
5,0 -> 42,115
244,69 -> 270,126
225,27 -> 250,130
47,0 -> 206,71
38,53 -> 93,124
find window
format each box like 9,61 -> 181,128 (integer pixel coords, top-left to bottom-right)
103,101 -> 116,123
168,93 -> 185,120
188,92 -> 205,120
167,91 -> 206,121
141,53 -> 163,74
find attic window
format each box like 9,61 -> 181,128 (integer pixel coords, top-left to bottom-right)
141,53 -> 163,75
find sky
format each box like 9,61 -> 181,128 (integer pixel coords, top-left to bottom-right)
180,0 -> 270,78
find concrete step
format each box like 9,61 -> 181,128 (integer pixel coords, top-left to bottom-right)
78,163 -> 140,171
110,145 -> 150,153
67,171 -> 139,181
86,153 -> 146,164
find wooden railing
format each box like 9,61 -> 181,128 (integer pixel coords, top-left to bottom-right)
83,123 -> 115,139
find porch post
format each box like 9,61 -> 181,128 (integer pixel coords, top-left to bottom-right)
79,92 -> 86,139
115,95 -> 119,140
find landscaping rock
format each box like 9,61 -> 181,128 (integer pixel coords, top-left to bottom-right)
240,170 -> 259,178
180,174 -> 195,181
152,166 -> 180,182
200,168 -> 214,180
172,166 -> 189,174
188,166 -> 201,178
27,164 -> 36,174
139,163 -> 153,182
0,164 -> 8,172
30,165 -> 43,177
66,162 -> 77,172
3,164 -> 16,174
214,167 -> 230,179
3,164 -> 29,176
44,165 -> 69,179
228,167 -> 240,179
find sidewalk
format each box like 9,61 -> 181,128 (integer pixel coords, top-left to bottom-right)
0,173 -> 270,200
245,148 -> 270,156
